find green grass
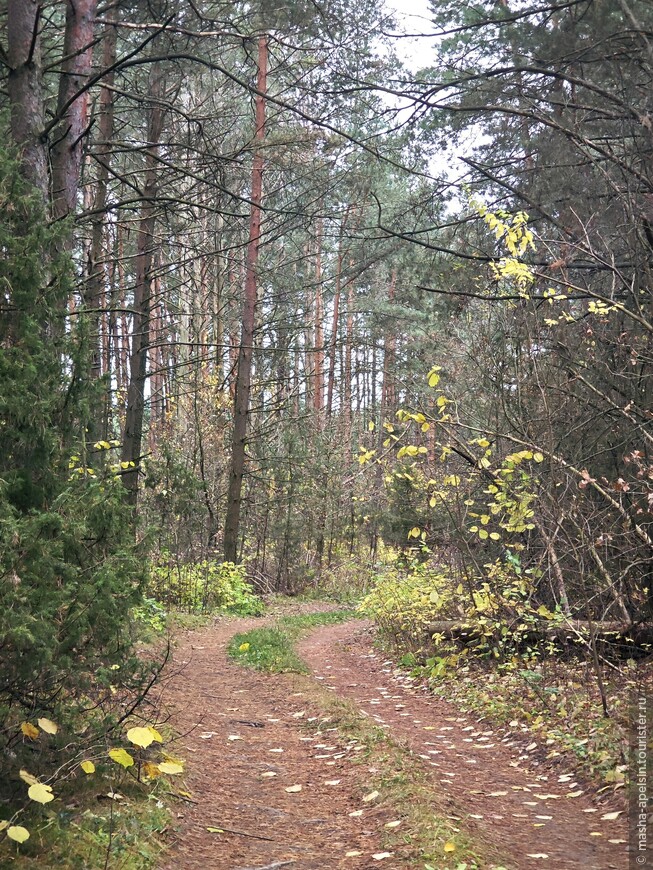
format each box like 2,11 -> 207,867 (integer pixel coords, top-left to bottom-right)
0,780 -> 169,869
227,608 -> 359,673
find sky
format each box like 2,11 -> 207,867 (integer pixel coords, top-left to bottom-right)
384,0 -> 437,71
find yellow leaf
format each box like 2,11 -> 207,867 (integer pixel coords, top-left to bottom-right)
239,643 -> 250,652
428,372 -> 440,387
444,841 -> 456,853
28,783 -> 54,804
368,420 -> 375,431
147,726 -> 164,743
7,826 -> 30,844
37,717 -> 58,735
207,826 -> 224,834
21,722 -> 39,740
108,748 -> 134,768
158,761 -> 184,775
127,726 -> 155,749
533,452 -> 544,463
143,761 -> 163,780
421,422 -> 430,432
19,770 -> 39,786
80,761 -> 95,774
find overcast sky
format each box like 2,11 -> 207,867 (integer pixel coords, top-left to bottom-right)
384,0 -> 436,71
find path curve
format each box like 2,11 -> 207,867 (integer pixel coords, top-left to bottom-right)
298,621 -> 628,870
158,615 -> 403,869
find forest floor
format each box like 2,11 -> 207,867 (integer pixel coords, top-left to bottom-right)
157,605 -> 628,870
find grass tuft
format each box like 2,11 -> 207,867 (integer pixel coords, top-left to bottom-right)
228,608 -> 359,673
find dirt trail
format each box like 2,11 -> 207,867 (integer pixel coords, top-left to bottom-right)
158,616 -> 397,870
159,614 -> 628,870
298,622 -> 628,870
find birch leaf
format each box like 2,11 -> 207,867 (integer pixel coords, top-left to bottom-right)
108,748 -> 134,768
21,722 -> 39,740
28,783 -> 54,804
127,726 -> 154,748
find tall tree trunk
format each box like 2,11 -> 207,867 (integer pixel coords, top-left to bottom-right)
381,269 -> 397,420
86,21 -> 117,384
121,63 -> 164,506
7,0 -> 48,200
223,35 -> 267,563
314,218 -> 324,416
51,0 -> 98,221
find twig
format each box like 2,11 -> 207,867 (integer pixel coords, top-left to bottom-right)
207,824 -> 277,842
237,862 -> 294,870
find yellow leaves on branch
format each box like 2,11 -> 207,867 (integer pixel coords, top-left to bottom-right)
127,726 -> 156,749
108,748 -> 134,768
6,825 -> 30,843
20,722 -> 40,740
157,761 -> 184,775
80,760 -> 96,774
28,783 -> 54,804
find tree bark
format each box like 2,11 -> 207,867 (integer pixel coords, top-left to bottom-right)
51,0 -> 98,221
121,63 -> 164,506
223,35 -> 267,563
7,0 -> 48,200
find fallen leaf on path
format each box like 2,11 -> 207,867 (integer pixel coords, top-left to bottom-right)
385,820 -> 402,828
443,842 -> 456,853
285,784 -> 302,793
589,832 -> 603,837
372,853 -> 393,860
526,854 -> 549,859
207,827 -> 224,834
269,748 -> 284,753
227,734 -> 243,741
489,791 -> 508,797
567,790 -> 584,798
362,790 -> 379,802
345,851 -> 363,857
325,780 -> 341,785
349,810 -> 363,817
601,811 -> 621,820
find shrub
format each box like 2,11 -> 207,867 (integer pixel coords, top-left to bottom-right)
149,558 -> 263,614
359,563 -> 457,646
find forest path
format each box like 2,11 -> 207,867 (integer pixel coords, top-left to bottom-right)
159,610 -> 628,870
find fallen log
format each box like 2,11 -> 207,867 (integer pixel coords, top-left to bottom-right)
425,619 -> 653,647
